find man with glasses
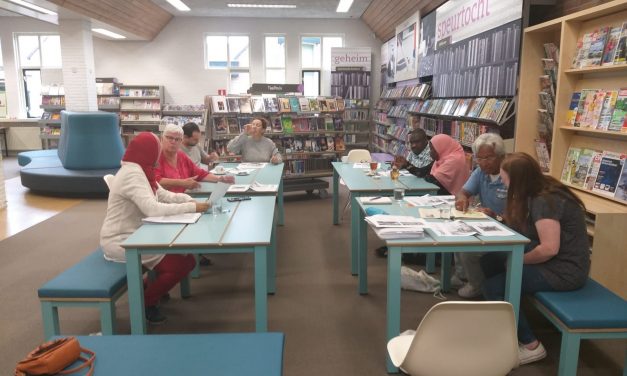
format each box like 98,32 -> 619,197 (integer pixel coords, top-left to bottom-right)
453,132 -> 508,298
181,122 -> 219,168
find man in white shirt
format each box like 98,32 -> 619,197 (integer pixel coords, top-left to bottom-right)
181,122 -> 219,167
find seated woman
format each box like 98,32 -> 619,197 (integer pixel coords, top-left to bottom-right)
482,152 -> 590,366
156,124 -> 234,193
100,132 -> 210,324
426,134 -> 469,195
226,117 -> 282,164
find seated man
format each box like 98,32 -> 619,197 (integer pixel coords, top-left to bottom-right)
392,128 -> 433,177
181,122 -> 219,168
453,132 -> 508,298
227,117 -> 282,164
155,124 -> 234,194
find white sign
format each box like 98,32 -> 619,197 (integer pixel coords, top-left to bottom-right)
331,47 -> 372,71
394,10 -> 420,82
436,0 -> 522,45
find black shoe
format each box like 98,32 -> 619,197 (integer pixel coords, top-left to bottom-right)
375,246 -> 388,258
199,255 -> 213,266
145,306 -> 167,325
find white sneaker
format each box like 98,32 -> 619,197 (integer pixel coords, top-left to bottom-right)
450,274 -> 465,289
518,342 -> 547,365
458,283 -> 482,298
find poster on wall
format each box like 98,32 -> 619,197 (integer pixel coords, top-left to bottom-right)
418,11 -> 436,78
435,0 -> 522,48
394,11 -> 420,82
380,37 -> 396,91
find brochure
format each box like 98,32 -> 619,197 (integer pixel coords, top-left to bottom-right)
142,212 -> 201,224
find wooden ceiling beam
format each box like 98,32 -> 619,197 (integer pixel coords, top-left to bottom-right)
47,0 -> 172,40
361,0 -> 446,42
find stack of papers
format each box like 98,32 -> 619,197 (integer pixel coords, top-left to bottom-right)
359,196 -> 392,204
405,195 -> 455,207
353,162 -> 370,169
365,214 -> 427,227
429,220 -> 514,237
373,226 -> 425,239
227,184 -> 250,192
142,212 -> 201,224
365,214 -> 427,239
450,208 -> 488,219
238,162 -> 267,169
250,181 -> 278,192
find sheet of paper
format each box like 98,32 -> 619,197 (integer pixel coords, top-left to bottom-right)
250,181 -> 278,192
359,196 -> 393,204
227,184 -> 251,193
418,208 -> 441,219
142,212 -> 201,224
374,226 -> 425,239
365,214 -> 427,228
405,195 -> 455,207
208,182 -> 230,205
428,220 -> 477,237
238,162 -> 267,169
450,208 -> 488,219
468,221 -> 515,236
353,162 -> 370,168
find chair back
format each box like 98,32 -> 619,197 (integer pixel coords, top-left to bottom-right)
346,149 -> 371,163
103,174 -> 115,189
389,301 -> 518,376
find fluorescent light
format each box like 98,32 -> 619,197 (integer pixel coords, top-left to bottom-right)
92,29 -> 126,40
166,0 -> 191,11
8,0 -> 56,15
227,4 -> 297,8
336,0 -> 353,12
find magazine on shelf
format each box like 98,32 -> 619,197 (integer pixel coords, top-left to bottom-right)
592,152 -> 625,196
608,88 -> 627,132
561,147 -> 581,184
602,26 -> 622,65
227,97 -> 240,113
239,97 -> 252,114
597,90 -> 618,130
614,160 -> 627,201
211,96 -> 228,113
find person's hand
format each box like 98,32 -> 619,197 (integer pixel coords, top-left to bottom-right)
270,155 -> 280,164
244,123 -> 254,135
209,152 -> 219,162
393,155 -> 407,169
195,202 -> 210,213
218,175 -> 235,184
476,207 -> 496,218
455,195 -> 469,212
183,176 -> 200,189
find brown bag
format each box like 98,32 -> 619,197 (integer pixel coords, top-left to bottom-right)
15,336 -> 95,376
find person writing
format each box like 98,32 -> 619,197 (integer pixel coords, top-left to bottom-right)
392,128 -> 433,177
425,134 -> 469,195
227,117 -> 282,164
453,133 -> 508,298
181,122 -> 219,168
99,132 -> 210,325
481,152 -> 590,365
156,124 -> 234,193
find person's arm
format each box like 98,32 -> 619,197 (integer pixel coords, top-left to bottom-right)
406,161 -> 433,178
202,174 -> 235,184
523,218 -> 561,264
455,189 -> 473,212
123,169 -> 197,217
226,132 -> 249,154
202,150 -> 219,166
270,146 -> 282,164
158,176 -> 201,190
424,174 -> 451,195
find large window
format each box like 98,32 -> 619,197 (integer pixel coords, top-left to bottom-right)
205,35 -> 250,94
300,36 -> 343,96
15,34 -> 61,117
265,35 -> 285,84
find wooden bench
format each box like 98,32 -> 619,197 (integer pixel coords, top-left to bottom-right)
532,279 -> 627,376
38,248 -> 127,339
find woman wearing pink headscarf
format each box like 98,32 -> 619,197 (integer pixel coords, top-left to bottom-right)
426,134 -> 469,195
100,132 -> 209,325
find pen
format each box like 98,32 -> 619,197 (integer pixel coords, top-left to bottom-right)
371,196 -> 382,201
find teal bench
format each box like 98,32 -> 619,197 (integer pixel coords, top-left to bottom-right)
38,248 -> 127,339
532,279 -> 627,376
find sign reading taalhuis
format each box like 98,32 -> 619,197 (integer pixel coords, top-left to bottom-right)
435,0 -> 522,47
331,47 -> 372,72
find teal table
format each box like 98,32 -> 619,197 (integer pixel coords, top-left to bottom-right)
56,333 -> 285,375
331,162 -> 439,275
357,201 -> 529,373
122,196 -> 276,334
187,162 -> 285,226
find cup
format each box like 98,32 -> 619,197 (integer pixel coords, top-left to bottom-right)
369,161 -> 378,173
215,166 -> 225,174
439,204 -> 452,219
393,188 -> 405,202
212,199 -> 223,216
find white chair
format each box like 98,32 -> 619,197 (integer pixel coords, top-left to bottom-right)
340,149 -> 372,221
103,174 -> 115,190
387,301 -> 519,376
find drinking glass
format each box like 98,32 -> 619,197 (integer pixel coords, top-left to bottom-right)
212,199 -> 223,216
369,161 -> 378,175
393,188 -> 405,202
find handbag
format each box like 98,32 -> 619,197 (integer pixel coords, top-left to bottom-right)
400,266 -> 446,299
15,336 -> 95,376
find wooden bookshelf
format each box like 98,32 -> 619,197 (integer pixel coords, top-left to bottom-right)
119,85 -> 163,140
39,85 -> 65,150
515,0 -> 627,299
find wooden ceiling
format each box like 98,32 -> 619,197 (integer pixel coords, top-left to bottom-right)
46,0 -> 172,40
361,0 -> 448,42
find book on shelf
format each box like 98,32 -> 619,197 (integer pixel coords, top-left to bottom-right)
239,97 -> 252,114
582,90 -> 606,129
227,117 -> 239,134
614,160 -> 627,201
543,43 -> 560,64
592,151 -> 625,197
336,99 -> 345,111
608,88 -> 627,132
561,147 -> 581,183
318,99 -> 329,112
566,92 -> 581,127
289,97 -> 300,112
279,98 -> 291,113
271,116 -> 283,133
534,139 -> 551,173
334,136 -> 345,151
226,97 -> 240,113
573,89 -> 595,127
539,75 -> 555,101
584,150 -> 604,191
251,96 -> 265,113
596,90 -> 618,130
281,117 -> 294,134
571,148 -> 596,188
213,117 -> 228,134
326,136 -> 335,151
328,99 -> 338,112
308,98 -> 320,112
211,96 -> 228,113
298,97 -> 310,112
614,22 -> 627,65
602,26 -> 622,65
586,27 -> 610,67
264,97 -> 279,113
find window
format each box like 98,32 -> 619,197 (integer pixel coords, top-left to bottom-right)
300,36 -> 343,96
205,35 -> 250,94
265,35 -> 285,84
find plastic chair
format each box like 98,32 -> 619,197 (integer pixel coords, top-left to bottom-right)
387,301 -> 519,376
340,149 -> 372,221
103,174 -> 115,190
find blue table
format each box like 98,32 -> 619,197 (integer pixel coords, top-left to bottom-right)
331,162 -> 439,275
357,201 -> 529,373
122,196 -> 276,334
57,333 -> 284,375
187,162 -> 285,226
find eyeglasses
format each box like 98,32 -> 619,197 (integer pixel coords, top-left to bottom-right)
164,135 -> 182,143
475,155 -> 497,162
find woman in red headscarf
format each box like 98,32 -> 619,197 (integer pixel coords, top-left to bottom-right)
426,134 -> 470,195
100,132 -> 209,325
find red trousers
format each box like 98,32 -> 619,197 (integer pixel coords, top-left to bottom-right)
144,254 -> 196,307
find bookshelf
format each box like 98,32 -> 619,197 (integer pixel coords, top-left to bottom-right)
160,104 -> 206,130
515,0 -> 627,299
331,70 -> 370,99
342,99 -> 371,152
96,77 -> 120,113
119,84 -> 163,143
39,85 -> 65,149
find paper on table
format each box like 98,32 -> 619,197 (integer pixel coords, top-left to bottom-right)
467,221 -> 515,236
250,181 -> 278,192
450,208 -> 488,219
353,162 -> 370,168
227,184 -> 251,193
208,182 -> 230,205
405,195 -> 455,207
359,196 -> 392,204
418,208 -> 441,218
142,212 -> 201,224
365,214 -> 427,228
238,162 -> 267,169
374,226 -> 425,239
428,221 -> 477,237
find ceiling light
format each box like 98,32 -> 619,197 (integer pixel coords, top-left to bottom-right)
8,0 -> 56,15
92,29 -> 126,40
227,4 -> 297,8
166,0 -> 191,11
336,0 -> 353,13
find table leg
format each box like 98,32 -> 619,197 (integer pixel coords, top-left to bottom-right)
191,254 -> 200,278
358,207 -> 368,294
277,180 -> 284,226
505,245 -> 524,323
126,249 -> 146,335
333,169 -> 339,225
268,217 -> 277,294
440,252 -> 452,293
254,245 -> 268,332
426,253 -> 436,273
350,194 -> 360,276
386,246 -> 402,373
